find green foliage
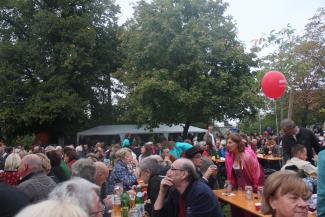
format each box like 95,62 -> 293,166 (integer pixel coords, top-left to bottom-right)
0,0 -> 121,143
242,7 -> 325,128
117,0 -> 260,135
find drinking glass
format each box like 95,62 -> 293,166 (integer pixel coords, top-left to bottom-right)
114,183 -> 123,196
245,185 -> 253,200
257,186 -> 264,200
224,180 -> 232,194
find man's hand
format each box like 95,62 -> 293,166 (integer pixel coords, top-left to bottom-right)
160,176 -> 173,194
203,165 -> 218,179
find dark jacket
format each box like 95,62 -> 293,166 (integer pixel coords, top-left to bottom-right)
152,180 -> 224,217
0,183 -> 29,217
282,127 -> 320,165
17,172 -> 56,203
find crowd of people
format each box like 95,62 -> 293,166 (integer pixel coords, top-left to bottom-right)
0,118 -> 324,217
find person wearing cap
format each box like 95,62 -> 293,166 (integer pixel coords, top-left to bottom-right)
185,146 -> 218,189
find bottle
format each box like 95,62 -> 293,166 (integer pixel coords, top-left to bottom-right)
135,185 -> 144,216
121,190 -> 130,217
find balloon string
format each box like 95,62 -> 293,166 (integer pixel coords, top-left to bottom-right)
275,100 -> 279,140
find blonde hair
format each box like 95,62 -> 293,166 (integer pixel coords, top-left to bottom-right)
115,148 -> 131,160
4,153 -> 21,170
15,199 -> 89,217
262,170 -> 308,215
35,153 -> 51,174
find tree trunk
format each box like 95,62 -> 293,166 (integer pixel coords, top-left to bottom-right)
183,120 -> 191,139
288,89 -> 294,119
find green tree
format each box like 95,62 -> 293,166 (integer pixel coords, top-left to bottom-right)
0,0 -> 120,144
117,0 -> 260,136
251,8 -> 325,127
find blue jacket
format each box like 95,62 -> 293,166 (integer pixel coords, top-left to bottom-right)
317,150 -> 325,217
152,179 -> 224,217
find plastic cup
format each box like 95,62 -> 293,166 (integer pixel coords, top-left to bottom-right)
255,202 -> 262,211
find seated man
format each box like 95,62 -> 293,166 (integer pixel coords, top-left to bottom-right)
184,146 -> 218,189
17,154 -> 56,203
281,144 -> 317,177
153,158 -> 223,217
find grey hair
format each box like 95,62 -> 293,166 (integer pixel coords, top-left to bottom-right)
71,159 -> 96,183
280,119 -> 296,130
49,177 -> 99,215
23,154 -> 43,173
15,199 -> 89,217
139,156 -> 163,175
180,158 -> 199,182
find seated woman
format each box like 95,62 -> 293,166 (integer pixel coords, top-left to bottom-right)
138,142 -> 153,162
226,133 -> 264,217
262,170 -> 309,217
0,153 -> 21,185
107,148 -> 137,194
281,144 -> 317,177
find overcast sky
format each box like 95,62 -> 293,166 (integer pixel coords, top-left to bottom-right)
116,0 -> 324,49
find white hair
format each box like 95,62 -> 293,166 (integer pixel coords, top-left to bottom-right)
15,199 -> 89,217
49,177 -> 99,215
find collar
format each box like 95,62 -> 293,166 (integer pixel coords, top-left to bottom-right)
19,172 -> 39,183
180,180 -> 194,199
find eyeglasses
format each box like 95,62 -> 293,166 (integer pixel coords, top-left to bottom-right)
169,166 -> 185,172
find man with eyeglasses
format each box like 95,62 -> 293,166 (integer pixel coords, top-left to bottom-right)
153,158 -> 223,217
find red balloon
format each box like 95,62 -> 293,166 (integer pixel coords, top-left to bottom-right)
261,71 -> 287,99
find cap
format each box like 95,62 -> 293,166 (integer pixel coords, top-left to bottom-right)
184,146 -> 203,159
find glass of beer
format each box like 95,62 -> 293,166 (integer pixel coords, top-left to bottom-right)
112,195 -> 121,217
128,193 -> 136,208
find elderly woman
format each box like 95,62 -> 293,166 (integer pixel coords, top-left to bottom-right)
225,133 -> 264,217
107,148 -> 137,194
262,171 -> 309,217
139,155 -> 168,214
0,153 -> 21,185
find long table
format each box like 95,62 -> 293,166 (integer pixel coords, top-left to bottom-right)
214,189 -> 269,217
214,189 -> 316,217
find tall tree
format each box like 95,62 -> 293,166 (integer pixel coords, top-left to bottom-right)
0,0 -> 120,143
117,0 -> 259,136
252,8 -> 325,127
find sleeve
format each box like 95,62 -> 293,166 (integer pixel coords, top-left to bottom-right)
310,131 -> 321,154
282,137 -> 292,164
302,163 -> 317,175
115,165 -> 137,188
187,190 -> 223,217
317,150 -> 325,216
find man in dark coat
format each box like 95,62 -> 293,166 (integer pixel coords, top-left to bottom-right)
281,119 -> 321,165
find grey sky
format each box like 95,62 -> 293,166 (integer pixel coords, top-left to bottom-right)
116,0 -> 324,49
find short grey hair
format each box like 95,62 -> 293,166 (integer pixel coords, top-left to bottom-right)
49,177 -> 99,215
71,159 -> 96,183
23,154 -> 43,173
280,119 -> 296,130
179,158 -> 199,182
15,199 -> 88,217
139,156 -> 163,175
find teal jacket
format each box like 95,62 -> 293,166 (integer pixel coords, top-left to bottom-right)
317,150 -> 325,217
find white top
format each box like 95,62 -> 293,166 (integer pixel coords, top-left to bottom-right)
281,157 -> 317,175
